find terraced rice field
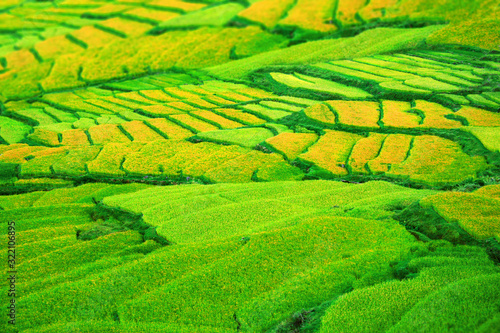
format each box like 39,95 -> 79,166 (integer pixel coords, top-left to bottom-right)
1,0 -> 499,332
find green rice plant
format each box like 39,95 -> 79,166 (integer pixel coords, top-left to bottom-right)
88,124 -> 132,145
87,142 -> 143,177
0,116 -> 31,144
190,110 -> 243,129
379,80 -> 432,95
195,128 -> 274,148
319,244 -> 499,333
119,214 -> 416,330
381,100 -> 420,128
7,107 -> 58,126
420,191 -> 500,241
51,146 -> 101,176
270,72 -> 373,99
95,17 -> 153,38
240,104 -> 291,121
388,273 -> 500,332
312,62 -> 391,83
348,133 -> 387,174
464,127 -> 500,153
389,135 -> 487,186
326,100 -> 381,129
120,121 -> 165,143
153,3 -> 244,31
16,239 -> 238,331
32,183 -> 111,207
42,106 -> 79,123
331,59 -> 419,81
61,129 -> 91,146
146,118 -> 194,140
367,134 -> 412,174
208,26 -> 441,80
0,191 -> 45,210
467,94 -> 500,109
238,0 -> 295,28
18,230 -> 142,282
265,132 -> 318,160
298,130 -> 363,176
97,115 -> 127,125
26,129 -> 60,147
404,77 -> 463,93
73,118 -> 97,129
20,148 -> 69,177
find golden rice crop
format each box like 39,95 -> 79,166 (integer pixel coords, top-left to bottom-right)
61,129 -> 91,146
299,130 -> 363,176
88,124 -> 132,145
238,0 -> 295,28
169,114 -> 219,133
348,133 -> 387,174
120,121 -> 165,143
326,100 -> 380,128
389,135 -> 487,185
146,118 -> 194,140
413,100 -> 462,129
87,142 -> 143,176
191,110 -> 243,129
304,103 -> 337,125
265,132 -> 318,160
213,108 -> 267,125
455,106 -> 500,126
381,100 -> 420,128
367,134 -> 412,173
279,0 -> 338,32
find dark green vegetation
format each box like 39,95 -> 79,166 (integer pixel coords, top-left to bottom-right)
1,0 -> 499,332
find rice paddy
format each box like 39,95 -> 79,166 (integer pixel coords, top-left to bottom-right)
1,0 -> 499,332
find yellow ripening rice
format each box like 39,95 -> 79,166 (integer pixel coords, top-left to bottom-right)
348,133 -> 387,174
214,108 -> 267,126
88,124 -> 132,145
389,135 -> 487,185
298,130 -> 363,176
169,114 -> 219,133
33,35 -> 84,61
61,129 -> 91,146
146,118 -> 194,140
279,0 -> 338,32
367,134 -> 412,173
381,100 -> 420,128
326,100 -> 380,129
27,129 -> 60,147
413,100 -> 462,129
69,26 -> 122,49
358,0 -> 400,21
420,190 -> 500,241
304,103 -> 337,125
265,132 -> 318,160
87,142 -> 143,176
238,0 -> 295,28
147,0 -> 206,12
455,106 -> 500,126
336,0 -> 367,25
475,184 -> 500,200
120,121 -> 166,143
